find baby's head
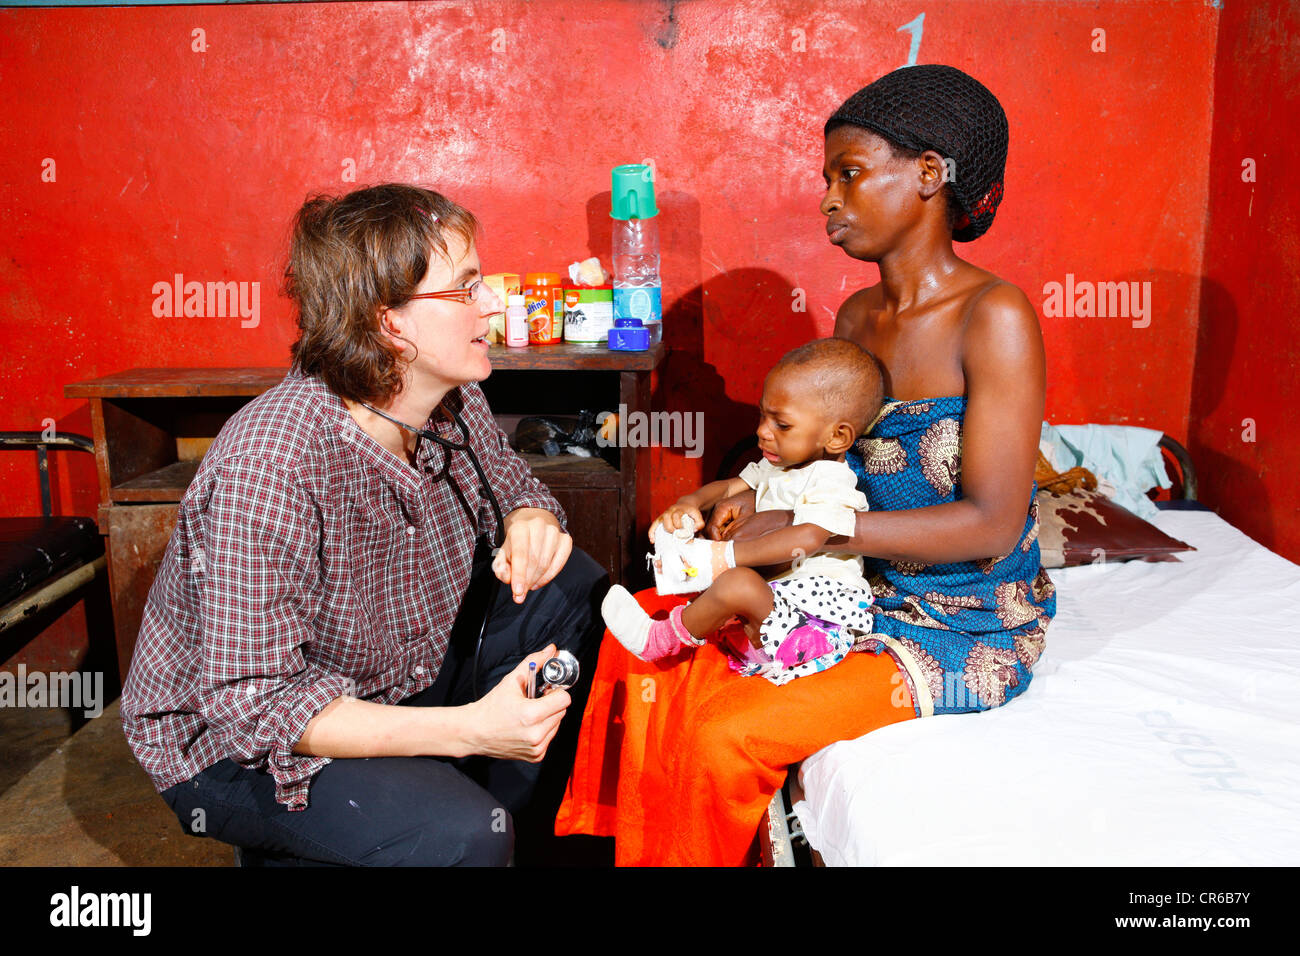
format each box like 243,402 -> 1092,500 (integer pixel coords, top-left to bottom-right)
757,338 -> 884,468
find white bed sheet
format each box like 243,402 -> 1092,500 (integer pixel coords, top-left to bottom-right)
794,511 -> 1300,866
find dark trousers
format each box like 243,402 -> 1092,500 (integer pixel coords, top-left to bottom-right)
161,544 -> 609,866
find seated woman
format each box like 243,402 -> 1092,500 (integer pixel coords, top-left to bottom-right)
556,64 -> 1056,866
120,183 -> 609,866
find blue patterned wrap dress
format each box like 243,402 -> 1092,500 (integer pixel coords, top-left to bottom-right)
845,396 -> 1057,717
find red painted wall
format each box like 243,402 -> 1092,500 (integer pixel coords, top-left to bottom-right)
1190,0 -> 1300,562
2,1 -> 1292,662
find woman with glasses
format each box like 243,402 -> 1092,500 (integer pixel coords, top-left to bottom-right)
121,183 -> 608,866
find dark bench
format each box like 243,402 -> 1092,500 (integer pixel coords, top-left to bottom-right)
0,432 -> 108,648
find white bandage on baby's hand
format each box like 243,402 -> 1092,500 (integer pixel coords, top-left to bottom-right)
650,513 -> 698,543
649,519 -> 735,595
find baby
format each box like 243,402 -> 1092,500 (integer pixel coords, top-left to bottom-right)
602,338 -> 884,685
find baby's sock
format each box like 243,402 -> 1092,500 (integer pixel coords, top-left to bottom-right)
602,587 -> 699,661
641,605 -> 701,659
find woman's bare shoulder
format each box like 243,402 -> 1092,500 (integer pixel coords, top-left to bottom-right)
832,283 -> 881,338
962,279 -> 1043,346
960,278 -> 1046,388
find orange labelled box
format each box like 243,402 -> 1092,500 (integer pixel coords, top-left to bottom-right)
524,272 -> 564,345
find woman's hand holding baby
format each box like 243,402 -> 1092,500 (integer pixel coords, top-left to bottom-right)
719,509 -> 795,543
705,490 -> 753,540
705,490 -> 799,577
652,478 -> 754,542
707,490 -> 795,543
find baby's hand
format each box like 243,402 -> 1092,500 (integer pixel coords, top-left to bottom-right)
649,502 -> 705,542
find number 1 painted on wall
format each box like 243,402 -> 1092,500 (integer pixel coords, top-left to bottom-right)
898,13 -> 924,67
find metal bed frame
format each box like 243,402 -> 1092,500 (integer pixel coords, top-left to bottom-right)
721,431 -> 1200,867
0,432 -> 107,639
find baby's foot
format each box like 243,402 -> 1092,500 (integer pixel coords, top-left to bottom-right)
602,585 -> 653,656
602,587 -> 700,661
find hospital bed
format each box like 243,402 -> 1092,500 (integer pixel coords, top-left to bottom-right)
756,439 -> 1300,866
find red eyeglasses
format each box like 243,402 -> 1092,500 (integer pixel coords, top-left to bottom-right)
405,279 -> 486,306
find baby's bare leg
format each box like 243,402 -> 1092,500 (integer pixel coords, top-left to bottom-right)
603,569 -> 775,662
682,567 -> 775,649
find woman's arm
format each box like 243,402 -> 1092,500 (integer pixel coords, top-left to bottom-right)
293,646 -> 570,763
843,283 -> 1045,562
730,523 -> 832,567
721,285 -> 1045,563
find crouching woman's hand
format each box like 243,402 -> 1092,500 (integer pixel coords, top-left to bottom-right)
493,508 -> 572,604
293,645 -> 571,762
463,645 -> 571,762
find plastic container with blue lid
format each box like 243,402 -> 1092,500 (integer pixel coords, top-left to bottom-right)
608,317 -> 649,351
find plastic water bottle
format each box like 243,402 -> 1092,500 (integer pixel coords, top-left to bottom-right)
611,164 -> 662,345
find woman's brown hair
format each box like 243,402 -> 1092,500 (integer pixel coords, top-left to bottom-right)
285,183 -> 479,404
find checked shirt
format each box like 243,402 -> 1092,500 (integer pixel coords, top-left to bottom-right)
120,371 -> 564,810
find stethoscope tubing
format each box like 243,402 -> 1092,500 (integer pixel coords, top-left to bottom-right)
360,399 -> 505,698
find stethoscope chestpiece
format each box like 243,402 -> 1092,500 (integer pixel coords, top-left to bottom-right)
539,650 -> 580,692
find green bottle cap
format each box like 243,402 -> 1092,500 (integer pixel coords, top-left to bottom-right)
610,164 -> 659,220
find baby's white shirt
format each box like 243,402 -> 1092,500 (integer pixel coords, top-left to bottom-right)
737,458 -> 871,590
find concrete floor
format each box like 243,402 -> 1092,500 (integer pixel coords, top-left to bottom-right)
0,696 -> 613,866
1,556 -> 612,866
0,696 -> 231,866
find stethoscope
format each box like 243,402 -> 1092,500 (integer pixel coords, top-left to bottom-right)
359,399 -> 582,700
361,400 -> 504,697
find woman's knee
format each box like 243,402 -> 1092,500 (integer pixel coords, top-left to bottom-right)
378,801 -> 514,867
339,759 -> 516,866
542,546 -> 610,652
561,545 -> 608,589
555,547 -> 610,611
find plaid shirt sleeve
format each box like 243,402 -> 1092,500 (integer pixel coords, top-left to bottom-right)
459,384 -> 568,535
195,454 -> 351,811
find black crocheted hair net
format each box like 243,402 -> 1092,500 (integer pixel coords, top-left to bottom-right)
825,64 -> 1009,242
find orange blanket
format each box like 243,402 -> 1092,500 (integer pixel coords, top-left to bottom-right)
555,589 -> 916,866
